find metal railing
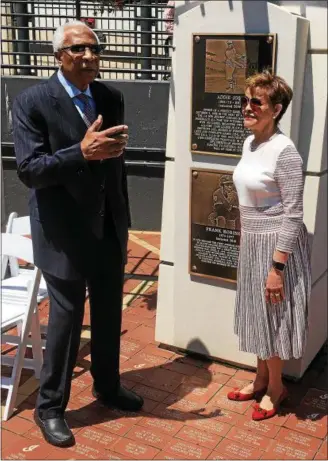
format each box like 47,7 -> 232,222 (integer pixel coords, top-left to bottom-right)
1,0 -> 174,80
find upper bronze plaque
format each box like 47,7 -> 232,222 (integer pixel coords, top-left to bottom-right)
191,34 -> 276,157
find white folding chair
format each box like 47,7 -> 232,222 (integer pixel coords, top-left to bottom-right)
2,212 -> 48,302
1,233 -> 43,421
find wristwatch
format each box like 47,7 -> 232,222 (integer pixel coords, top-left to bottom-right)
272,260 -> 286,271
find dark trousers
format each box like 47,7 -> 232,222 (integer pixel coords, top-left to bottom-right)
36,233 -> 124,419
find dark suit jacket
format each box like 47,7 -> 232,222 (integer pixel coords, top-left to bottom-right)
12,72 -> 130,280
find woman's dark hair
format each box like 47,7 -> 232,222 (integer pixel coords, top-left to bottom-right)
245,71 -> 293,124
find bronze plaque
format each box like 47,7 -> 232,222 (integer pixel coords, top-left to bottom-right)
190,168 -> 241,282
191,34 -> 276,157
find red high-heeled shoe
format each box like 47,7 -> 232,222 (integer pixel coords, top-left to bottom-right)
252,387 -> 288,421
227,386 -> 267,402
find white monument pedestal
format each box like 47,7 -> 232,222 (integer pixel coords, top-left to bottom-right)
156,0 -> 327,380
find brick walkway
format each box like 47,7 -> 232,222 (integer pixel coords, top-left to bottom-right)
1,232 -> 328,460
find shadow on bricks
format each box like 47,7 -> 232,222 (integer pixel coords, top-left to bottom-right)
65,339 -> 233,429
66,338 -> 328,433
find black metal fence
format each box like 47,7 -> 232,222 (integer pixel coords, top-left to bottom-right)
1,0 -> 173,80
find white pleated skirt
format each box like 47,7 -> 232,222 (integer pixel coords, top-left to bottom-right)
234,210 -> 311,360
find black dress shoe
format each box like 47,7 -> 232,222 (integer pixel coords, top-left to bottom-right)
92,384 -> 144,412
34,412 -> 75,447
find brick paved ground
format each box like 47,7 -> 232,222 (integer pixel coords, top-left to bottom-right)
1,231 -> 328,460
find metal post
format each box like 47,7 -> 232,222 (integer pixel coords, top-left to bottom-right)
75,0 -> 81,19
13,0 -> 31,75
138,0 -> 152,80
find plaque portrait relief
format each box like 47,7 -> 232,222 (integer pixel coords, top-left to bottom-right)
208,174 -> 241,230
191,34 -> 276,157
190,169 -> 241,282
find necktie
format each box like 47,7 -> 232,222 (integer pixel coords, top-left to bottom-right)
76,93 -> 96,127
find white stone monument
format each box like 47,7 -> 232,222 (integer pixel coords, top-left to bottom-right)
156,0 -> 327,379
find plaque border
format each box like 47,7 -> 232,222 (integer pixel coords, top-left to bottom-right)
189,167 -> 239,284
190,33 -> 277,158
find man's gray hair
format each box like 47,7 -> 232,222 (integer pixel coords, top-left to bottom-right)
53,20 -> 99,52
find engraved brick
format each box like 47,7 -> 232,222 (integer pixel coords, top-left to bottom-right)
137,415 -> 184,435
186,416 -> 231,437
262,440 -> 316,460
101,452 -> 131,460
112,438 -> 160,460
164,395 -> 205,413
151,403 -> 199,422
206,363 -> 236,376
318,439 -> 328,458
126,426 -> 172,449
215,438 -> 263,459
301,389 -> 328,413
207,406 -> 242,426
153,451 -> 185,460
162,361 -> 199,376
133,351 -> 168,366
120,357 -> 152,375
234,369 -> 256,380
131,384 -> 170,402
51,443 -> 107,460
144,368 -> 185,392
75,427 -> 120,450
15,404 -> 35,423
209,387 -> 252,414
207,451 -> 228,460
126,324 -> 155,342
194,368 -> 231,385
226,377 -> 252,389
1,430 -> 25,450
164,439 -> 211,460
120,378 -> 136,390
235,415 -> 280,438
226,426 -> 273,450
91,417 -> 137,437
175,425 -> 222,449
142,397 -> 159,413
174,379 -> 222,404
2,416 -> 34,435
70,377 -> 91,396
285,408 -> 328,439
276,427 -> 322,452
120,339 -> 147,358
141,345 -> 176,359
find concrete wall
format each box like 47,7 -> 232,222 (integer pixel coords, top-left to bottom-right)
1,77 -> 170,230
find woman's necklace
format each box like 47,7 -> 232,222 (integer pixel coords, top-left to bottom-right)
250,129 -> 280,152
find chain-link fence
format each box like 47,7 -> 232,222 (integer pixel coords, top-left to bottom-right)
1,0 -> 173,80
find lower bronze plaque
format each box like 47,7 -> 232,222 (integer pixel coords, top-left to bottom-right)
190,168 -> 241,282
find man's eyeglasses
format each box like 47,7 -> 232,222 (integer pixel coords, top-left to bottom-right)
60,44 -> 106,56
241,96 -> 263,110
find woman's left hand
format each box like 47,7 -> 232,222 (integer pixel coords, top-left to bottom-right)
265,268 -> 285,304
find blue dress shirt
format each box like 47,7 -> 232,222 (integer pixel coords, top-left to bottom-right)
57,70 -> 96,121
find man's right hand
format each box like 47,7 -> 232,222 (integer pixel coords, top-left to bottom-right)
80,115 -> 128,161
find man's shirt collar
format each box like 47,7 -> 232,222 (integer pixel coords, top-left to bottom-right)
57,69 -> 93,99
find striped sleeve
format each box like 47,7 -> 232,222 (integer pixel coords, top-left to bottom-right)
274,145 -> 304,253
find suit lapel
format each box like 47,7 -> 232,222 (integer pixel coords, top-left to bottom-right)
90,82 -> 117,129
48,72 -> 88,139
90,82 -> 106,126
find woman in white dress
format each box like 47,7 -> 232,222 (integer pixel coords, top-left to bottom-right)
229,72 -> 311,421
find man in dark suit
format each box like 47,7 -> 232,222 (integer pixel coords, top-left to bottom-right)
12,20 -> 143,448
